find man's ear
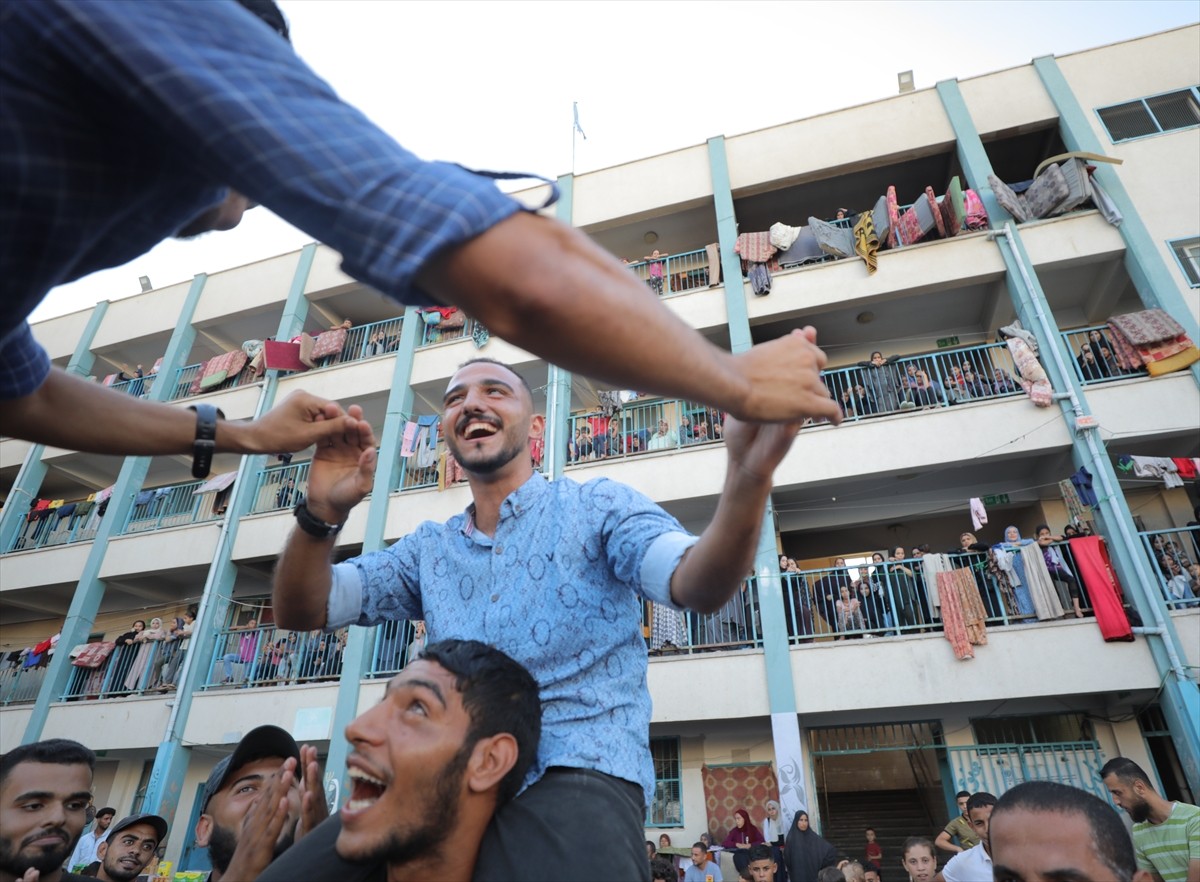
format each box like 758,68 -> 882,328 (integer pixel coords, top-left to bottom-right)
528,414 -> 546,441
194,813 -> 213,848
96,840 -> 108,861
466,733 -> 519,796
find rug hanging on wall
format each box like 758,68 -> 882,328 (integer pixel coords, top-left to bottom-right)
702,762 -> 779,843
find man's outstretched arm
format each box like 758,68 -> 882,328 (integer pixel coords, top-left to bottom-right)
0,366 -> 357,456
272,407 -> 377,631
420,213 -> 845,425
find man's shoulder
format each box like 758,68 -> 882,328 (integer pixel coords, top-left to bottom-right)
1135,801 -> 1200,834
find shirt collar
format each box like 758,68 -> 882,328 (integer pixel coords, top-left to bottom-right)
461,472 -> 549,536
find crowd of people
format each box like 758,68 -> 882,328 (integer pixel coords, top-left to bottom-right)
639,769 -> 1196,882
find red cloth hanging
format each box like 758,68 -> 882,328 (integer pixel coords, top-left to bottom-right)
1068,536 -> 1133,642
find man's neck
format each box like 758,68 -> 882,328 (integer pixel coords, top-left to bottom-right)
1148,797 -> 1175,824
467,467 -> 533,536
385,841 -> 478,882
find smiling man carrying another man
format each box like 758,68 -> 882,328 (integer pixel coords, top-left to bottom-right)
269,346 -> 831,881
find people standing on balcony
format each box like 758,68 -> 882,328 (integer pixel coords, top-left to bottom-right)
949,533 -> 999,620
1034,525 -> 1085,618
272,354 -> 823,881
911,370 -> 945,409
781,558 -> 815,642
862,552 -> 892,632
111,619 -> 144,689
275,477 -> 299,510
407,620 -> 427,664
1077,342 -> 1112,381
2,2 -> 844,470
990,368 -> 1020,394
991,528 -> 1038,618
122,617 -> 166,692
835,585 -> 867,638
220,617 -> 261,685
961,368 -> 991,400
643,250 -> 670,296
889,547 -> 923,630
814,560 -> 851,634
840,385 -> 877,419
647,418 -> 679,452
857,352 -> 901,413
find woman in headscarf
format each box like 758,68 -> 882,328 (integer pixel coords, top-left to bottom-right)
784,810 -> 837,882
993,526 -> 1037,616
124,616 -> 167,691
760,799 -> 788,881
722,807 -> 765,874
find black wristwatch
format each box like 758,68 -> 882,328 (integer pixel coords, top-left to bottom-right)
188,404 -> 225,479
293,501 -> 343,539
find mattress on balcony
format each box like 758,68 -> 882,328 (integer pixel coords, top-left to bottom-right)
926,186 -> 946,238
776,226 -> 825,267
886,186 -> 901,248
1055,157 -> 1093,214
988,174 -> 1029,223
940,177 -> 965,238
807,217 -> 856,258
871,194 -> 891,248
895,188 -> 939,246
1023,162 -> 1070,219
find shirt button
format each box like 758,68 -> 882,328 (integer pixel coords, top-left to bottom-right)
494,545 -> 503,555
491,594 -> 499,603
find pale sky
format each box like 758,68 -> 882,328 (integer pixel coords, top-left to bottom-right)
31,0 -> 1199,324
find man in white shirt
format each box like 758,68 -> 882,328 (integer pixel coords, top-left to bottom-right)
936,792 -> 996,882
67,805 -> 115,872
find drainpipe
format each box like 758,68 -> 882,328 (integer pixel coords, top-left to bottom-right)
989,224 -> 1190,686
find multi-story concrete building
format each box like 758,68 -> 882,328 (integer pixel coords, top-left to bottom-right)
1,24 -> 1197,873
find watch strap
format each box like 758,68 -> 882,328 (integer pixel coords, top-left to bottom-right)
294,500 -> 343,539
188,404 -> 225,479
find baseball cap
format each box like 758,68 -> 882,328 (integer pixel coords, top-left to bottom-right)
107,812 -> 168,843
201,725 -> 301,812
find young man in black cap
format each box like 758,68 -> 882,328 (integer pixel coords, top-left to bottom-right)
194,725 -> 326,882
93,814 -> 168,882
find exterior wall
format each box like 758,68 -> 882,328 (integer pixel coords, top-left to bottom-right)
91,282 -> 192,352
29,308 -> 97,363
572,145 -> 713,229
959,65 -> 1058,136
193,252 -> 298,324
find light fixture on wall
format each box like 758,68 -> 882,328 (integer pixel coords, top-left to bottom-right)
856,311 -> 875,324
138,276 -> 153,293
898,70 -> 915,94
643,231 -> 659,245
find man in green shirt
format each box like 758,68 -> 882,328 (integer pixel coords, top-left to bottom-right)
1102,757 -> 1200,882
934,791 -> 980,855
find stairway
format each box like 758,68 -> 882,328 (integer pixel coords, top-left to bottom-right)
818,788 -> 943,869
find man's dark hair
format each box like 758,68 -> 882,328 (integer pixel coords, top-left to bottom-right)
96,806 -> 117,818
691,841 -> 708,853
1,739 -> 96,787
864,860 -> 883,880
865,826 -> 875,833
966,791 -> 997,814
818,868 -> 846,882
1034,523 -> 1051,535
419,639 -> 540,807
1100,756 -> 1154,787
955,789 -> 970,800
456,357 -> 534,403
992,781 -> 1135,881
232,0 -> 291,42
650,857 -> 676,882
747,843 -> 773,863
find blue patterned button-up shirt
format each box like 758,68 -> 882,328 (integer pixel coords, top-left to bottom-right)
327,473 -> 699,803
1,0 -> 520,398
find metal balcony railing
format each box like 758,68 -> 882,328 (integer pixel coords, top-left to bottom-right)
202,623 -> 349,689
1060,325 -> 1149,386
645,577 -> 764,655
567,398 -> 725,464
0,663 -> 47,706
626,248 -> 712,297
121,480 -> 224,534
6,504 -> 102,553
248,462 -> 311,514
1139,526 -> 1199,609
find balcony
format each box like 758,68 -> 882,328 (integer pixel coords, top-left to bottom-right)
1061,324 -> 1150,386
201,622 -> 349,689
566,397 -> 726,465
7,501 -> 102,553
1140,526 -> 1200,609
0,663 -> 47,707
625,248 -> 714,298
121,480 -> 224,534
248,461 -> 311,515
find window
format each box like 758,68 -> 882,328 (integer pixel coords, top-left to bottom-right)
646,737 -> 682,826
1169,237 -> 1200,288
1097,87 -> 1200,142
972,712 -> 1094,745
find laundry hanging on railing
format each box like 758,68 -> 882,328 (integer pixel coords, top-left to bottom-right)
194,472 -> 238,495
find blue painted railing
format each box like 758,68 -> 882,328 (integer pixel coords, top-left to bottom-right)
566,397 -> 725,464
625,248 -> 712,297
1139,526 -> 1199,609
6,504 -> 102,553
249,461 -> 312,514
121,480 -> 223,534
202,622 -> 349,689
1060,325 -> 1149,386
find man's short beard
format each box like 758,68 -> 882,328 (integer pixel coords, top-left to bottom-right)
0,831 -> 73,877
342,743 -> 469,867
1127,795 -> 1151,823
446,434 -> 526,476
207,820 -> 296,874
101,854 -> 145,882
